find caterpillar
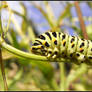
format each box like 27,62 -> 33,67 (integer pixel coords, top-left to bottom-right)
31,31 -> 92,65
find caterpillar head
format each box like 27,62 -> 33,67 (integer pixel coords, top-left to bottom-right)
31,40 -> 46,56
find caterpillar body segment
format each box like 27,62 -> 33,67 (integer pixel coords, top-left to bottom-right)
31,31 -> 92,64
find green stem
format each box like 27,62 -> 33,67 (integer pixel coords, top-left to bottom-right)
0,2 -> 8,90
0,48 -> 8,91
44,1 -> 57,27
50,78 -> 59,91
57,3 -> 71,27
31,2 -> 55,28
0,37 -> 47,61
59,62 -> 66,91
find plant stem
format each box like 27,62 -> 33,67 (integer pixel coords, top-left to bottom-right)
74,1 -> 89,40
0,3 -> 8,90
57,3 -> 71,27
0,38 -> 47,61
31,2 -> 55,28
59,62 -> 66,91
0,48 -> 8,91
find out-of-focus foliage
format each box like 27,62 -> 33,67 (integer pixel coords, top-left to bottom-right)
0,1 -> 92,91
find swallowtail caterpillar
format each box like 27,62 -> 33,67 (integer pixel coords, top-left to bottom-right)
31,31 -> 92,65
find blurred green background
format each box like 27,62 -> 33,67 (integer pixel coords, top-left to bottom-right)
0,1 -> 92,91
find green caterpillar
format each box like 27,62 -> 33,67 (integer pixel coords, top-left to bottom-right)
31,31 -> 92,64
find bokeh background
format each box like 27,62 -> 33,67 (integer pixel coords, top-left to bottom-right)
0,1 -> 92,91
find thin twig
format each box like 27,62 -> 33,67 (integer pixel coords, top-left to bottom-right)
74,1 -> 89,40
31,2 -> 55,28
0,48 -> 8,91
57,3 -> 71,27
59,62 -> 66,91
0,2 -> 8,90
44,1 -> 57,26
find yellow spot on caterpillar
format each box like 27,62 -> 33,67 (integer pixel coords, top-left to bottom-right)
52,38 -> 56,42
62,40 -> 65,44
34,45 -> 42,49
80,48 -> 83,51
39,45 -> 42,48
80,48 -> 84,52
71,43 -> 74,45
43,41 -> 46,45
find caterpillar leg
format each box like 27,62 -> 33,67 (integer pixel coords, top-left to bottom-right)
46,48 -> 55,62
47,48 -> 59,62
47,55 -> 57,62
75,52 -> 86,64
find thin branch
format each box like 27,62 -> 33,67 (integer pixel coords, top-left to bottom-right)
59,62 -> 66,91
31,2 -> 55,28
74,1 -> 89,40
0,37 -> 47,61
57,3 -> 71,27
44,1 -> 57,26
0,2 -> 8,90
0,48 -> 8,91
